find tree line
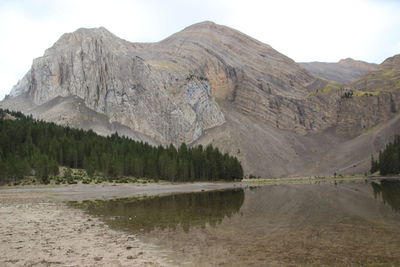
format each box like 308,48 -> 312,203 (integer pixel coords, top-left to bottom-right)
0,109 -> 243,184
371,135 -> 400,175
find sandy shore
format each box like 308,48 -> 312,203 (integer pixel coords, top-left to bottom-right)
0,182 -> 243,267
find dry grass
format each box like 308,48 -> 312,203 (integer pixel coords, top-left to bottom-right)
353,90 -> 380,97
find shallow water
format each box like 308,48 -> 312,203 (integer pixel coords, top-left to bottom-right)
72,180 -> 400,266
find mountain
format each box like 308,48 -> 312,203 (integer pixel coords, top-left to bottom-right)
335,55 -> 400,136
300,58 -> 378,83
351,55 -> 400,92
3,22 -> 334,141
2,21 -> 400,177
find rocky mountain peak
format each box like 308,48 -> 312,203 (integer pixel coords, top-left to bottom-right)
167,21 -> 273,50
50,27 -> 113,48
75,26 -> 112,35
338,58 -> 377,71
338,58 -> 358,65
183,20 -> 217,30
4,22 -> 333,144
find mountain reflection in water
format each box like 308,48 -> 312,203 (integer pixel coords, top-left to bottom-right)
71,182 -> 400,266
72,188 -> 244,233
371,179 -> 400,212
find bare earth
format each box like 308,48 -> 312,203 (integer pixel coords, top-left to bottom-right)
0,182 -> 243,267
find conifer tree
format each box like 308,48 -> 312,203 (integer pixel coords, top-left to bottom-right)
0,108 -> 244,184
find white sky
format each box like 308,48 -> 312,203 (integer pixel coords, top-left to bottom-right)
0,0 -> 399,100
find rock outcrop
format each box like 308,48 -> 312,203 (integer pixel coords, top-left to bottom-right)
335,55 -> 400,137
8,26 -> 225,144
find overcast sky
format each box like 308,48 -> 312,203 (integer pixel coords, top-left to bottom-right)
1,0 -> 399,100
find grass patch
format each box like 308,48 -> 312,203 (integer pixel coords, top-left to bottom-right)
7,166 -> 159,186
353,91 -> 381,97
146,60 -> 187,72
382,69 -> 395,77
308,82 -> 341,97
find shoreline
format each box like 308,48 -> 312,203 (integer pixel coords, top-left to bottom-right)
0,182 -> 245,202
0,182 -> 245,267
1,178 -> 399,266
0,199 -> 171,266
1,174 -> 384,202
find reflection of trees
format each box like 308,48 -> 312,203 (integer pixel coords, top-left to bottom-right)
371,180 -> 400,212
74,189 -> 244,233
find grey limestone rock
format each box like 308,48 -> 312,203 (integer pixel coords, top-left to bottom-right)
7,22 -> 336,144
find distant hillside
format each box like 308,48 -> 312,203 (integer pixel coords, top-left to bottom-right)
303,54 -> 400,175
352,55 -> 400,91
300,58 -> 378,83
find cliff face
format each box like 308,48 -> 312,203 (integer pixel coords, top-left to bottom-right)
336,92 -> 400,136
335,55 -> 400,136
150,22 -> 337,134
9,26 -> 225,144
3,22 -> 400,177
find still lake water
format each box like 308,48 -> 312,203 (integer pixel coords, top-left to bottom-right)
72,180 -> 400,266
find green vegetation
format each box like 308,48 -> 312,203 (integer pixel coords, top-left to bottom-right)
72,188 -> 244,233
353,91 -> 380,97
0,109 -> 243,185
341,90 -> 354,99
370,135 -> 400,175
308,82 -> 340,97
310,86 -> 381,98
371,179 -> 400,212
382,69 -> 395,77
32,167 -> 155,186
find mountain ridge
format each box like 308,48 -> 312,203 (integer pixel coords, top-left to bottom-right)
2,22 -> 400,177
299,58 -> 378,83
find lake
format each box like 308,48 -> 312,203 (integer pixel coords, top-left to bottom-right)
71,179 -> 400,266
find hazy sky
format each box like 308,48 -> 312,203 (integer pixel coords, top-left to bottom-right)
1,0 -> 399,100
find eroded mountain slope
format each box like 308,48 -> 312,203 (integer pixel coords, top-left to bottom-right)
2,22 -> 400,177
